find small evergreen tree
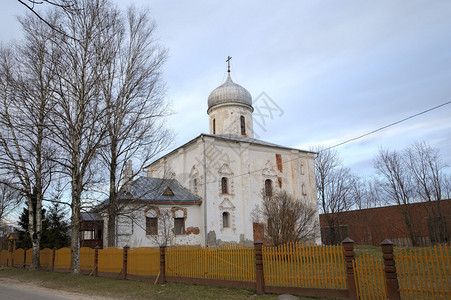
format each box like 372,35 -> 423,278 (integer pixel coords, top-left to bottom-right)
16,202 -> 70,249
41,203 -> 70,249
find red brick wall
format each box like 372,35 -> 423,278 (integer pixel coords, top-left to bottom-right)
320,199 -> 451,246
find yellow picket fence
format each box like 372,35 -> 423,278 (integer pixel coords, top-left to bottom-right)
127,247 -> 159,277
25,248 -> 32,266
262,242 -> 346,290
353,253 -> 387,299
165,244 -> 255,281
395,244 -> 451,299
80,247 -> 95,271
54,248 -> 71,269
13,248 -> 24,266
0,250 -> 8,265
1,242 -> 449,299
40,248 -> 53,268
98,247 -> 123,274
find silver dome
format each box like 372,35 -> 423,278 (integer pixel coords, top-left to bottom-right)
207,74 -> 253,111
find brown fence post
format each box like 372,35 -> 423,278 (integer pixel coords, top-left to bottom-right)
342,237 -> 357,300
51,247 -> 56,272
254,240 -> 265,295
23,248 -> 27,268
158,245 -> 166,284
94,246 -> 99,277
123,245 -> 129,280
381,239 -> 400,300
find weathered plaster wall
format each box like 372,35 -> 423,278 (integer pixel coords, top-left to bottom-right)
146,135 -> 319,246
108,204 -> 203,248
208,104 -> 254,138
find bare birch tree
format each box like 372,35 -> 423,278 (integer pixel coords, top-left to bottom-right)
48,0 -> 114,273
0,183 -> 21,222
314,147 -> 356,244
374,147 -> 420,245
374,143 -> 450,245
0,12 -> 59,269
17,1 -> 76,35
96,7 -> 170,247
404,142 -> 449,243
253,190 -> 318,246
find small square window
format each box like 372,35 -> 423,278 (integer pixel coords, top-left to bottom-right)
174,218 -> 185,235
146,217 -> 158,235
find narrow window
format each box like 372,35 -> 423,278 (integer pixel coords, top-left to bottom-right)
265,179 -> 273,197
223,212 -> 230,228
174,218 -> 185,235
221,177 -> 228,194
240,116 -> 246,135
213,119 -> 216,134
193,178 -> 198,194
146,217 -> 158,235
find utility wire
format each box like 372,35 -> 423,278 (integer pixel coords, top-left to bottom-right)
202,100 -> 451,185
320,100 -> 451,152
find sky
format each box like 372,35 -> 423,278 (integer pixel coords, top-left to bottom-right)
1,1 -> 451,178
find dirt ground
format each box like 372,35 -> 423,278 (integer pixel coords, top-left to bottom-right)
0,277 -> 113,300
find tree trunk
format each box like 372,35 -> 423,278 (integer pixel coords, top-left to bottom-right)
107,141 -> 117,247
70,170 -> 81,274
28,195 -> 41,270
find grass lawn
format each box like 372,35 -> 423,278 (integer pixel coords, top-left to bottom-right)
354,245 -> 383,259
0,267 -> 334,300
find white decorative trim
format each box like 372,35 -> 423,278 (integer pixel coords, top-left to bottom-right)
218,163 -> 233,176
219,198 -> 235,210
219,199 -> 236,231
262,160 -> 277,177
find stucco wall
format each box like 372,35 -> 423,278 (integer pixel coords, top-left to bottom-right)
208,104 -> 254,137
146,135 -> 319,246
109,204 -> 203,248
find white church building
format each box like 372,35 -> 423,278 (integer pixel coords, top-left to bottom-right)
91,63 -> 319,248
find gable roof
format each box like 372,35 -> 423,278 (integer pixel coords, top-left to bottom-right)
146,133 -> 316,170
117,177 -> 201,205
81,212 -> 103,221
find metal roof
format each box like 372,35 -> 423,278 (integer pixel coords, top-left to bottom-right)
117,177 -> 201,204
207,73 -> 253,111
81,212 -> 102,221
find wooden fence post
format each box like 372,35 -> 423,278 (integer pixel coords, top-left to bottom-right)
51,247 -> 56,272
158,245 -> 166,284
23,248 -> 27,268
94,246 -> 99,277
123,245 -> 129,280
342,237 -> 357,300
381,239 -> 400,300
254,240 -> 265,295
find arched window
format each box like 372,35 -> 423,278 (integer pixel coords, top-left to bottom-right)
240,116 -> 246,136
265,179 -> 273,197
221,177 -> 228,194
222,212 -> 230,228
213,119 -> 216,134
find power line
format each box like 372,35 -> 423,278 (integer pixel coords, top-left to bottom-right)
202,100 -> 450,185
320,100 -> 451,152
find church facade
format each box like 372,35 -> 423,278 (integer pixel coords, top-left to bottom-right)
99,66 -> 319,248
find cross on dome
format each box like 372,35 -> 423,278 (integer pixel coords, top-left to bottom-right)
226,56 -> 232,73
